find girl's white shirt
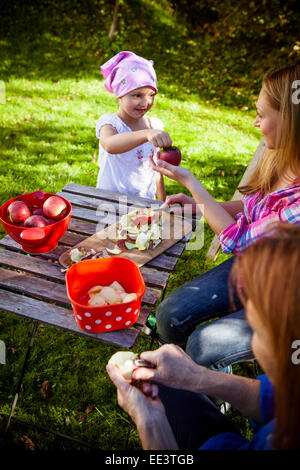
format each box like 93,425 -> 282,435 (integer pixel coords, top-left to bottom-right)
95,113 -> 164,200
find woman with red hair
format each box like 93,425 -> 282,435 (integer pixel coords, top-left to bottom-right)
107,224 -> 300,450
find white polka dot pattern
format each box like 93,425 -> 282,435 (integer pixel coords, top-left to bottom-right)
75,305 -> 140,333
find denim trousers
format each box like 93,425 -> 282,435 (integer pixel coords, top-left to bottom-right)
156,257 -> 255,369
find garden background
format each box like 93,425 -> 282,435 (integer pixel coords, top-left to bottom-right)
0,0 -> 299,450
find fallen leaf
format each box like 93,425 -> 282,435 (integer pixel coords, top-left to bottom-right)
85,405 -> 93,414
76,412 -> 86,422
40,380 -> 51,399
8,347 -> 17,354
65,415 -> 71,426
23,435 -> 35,450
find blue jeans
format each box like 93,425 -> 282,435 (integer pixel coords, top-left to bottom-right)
156,257 -> 254,369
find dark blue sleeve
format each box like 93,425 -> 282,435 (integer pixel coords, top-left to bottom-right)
199,375 -> 275,450
251,374 -> 274,431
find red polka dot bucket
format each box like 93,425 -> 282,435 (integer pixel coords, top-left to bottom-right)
65,257 -> 146,333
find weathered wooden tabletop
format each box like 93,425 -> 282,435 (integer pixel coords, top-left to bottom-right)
0,183 -> 196,349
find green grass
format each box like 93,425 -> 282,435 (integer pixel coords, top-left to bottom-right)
0,0 -> 262,450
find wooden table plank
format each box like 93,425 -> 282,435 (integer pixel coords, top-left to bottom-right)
140,266 -> 170,289
0,235 -> 180,273
0,248 -> 170,289
0,266 -> 161,309
0,236 -> 67,260
0,288 -> 140,349
0,230 -> 185,260
71,206 -> 120,226
0,266 -> 69,304
62,183 -> 162,208
0,249 -> 65,283
57,191 -> 137,216
59,232 -> 87,246
165,243 -> 185,257
68,219 -> 100,236
147,254 -> 178,271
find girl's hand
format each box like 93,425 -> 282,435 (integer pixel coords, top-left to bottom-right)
106,363 -> 165,424
132,344 -> 208,393
146,129 -> 172,148
149,154 -> 194,188
161,193 -> 197,215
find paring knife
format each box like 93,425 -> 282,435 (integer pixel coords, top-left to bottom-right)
134,359 -> 156,369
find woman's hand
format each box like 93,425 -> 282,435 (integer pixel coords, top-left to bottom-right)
149,154 -> 195,188
132,344 -> 208,393
106,363 -> 164,424
147,129 -> 172,148
107,362 -> 179,450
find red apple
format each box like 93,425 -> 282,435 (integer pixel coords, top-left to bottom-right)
24,215 -> 48,227
43,196 -> 67,221
32,207 -> 44,216
7,200 -> 31,225
159,146 -> 181,166
33,190 -> 46,200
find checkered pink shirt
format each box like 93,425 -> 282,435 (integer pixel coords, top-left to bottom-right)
218,179 -> 300,255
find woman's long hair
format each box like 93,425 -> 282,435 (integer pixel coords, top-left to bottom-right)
239,61 -> 300,195
231,223 -> 300,450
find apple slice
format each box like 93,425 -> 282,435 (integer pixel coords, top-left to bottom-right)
88,293 -> 107,306
88,285 -> 104,295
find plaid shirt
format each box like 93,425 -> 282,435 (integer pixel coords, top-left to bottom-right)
218,180 -> 300,255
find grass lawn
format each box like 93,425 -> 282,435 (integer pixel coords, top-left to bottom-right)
0,1 -> 262,450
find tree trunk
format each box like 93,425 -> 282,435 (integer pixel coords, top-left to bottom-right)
108,0 -> 120,38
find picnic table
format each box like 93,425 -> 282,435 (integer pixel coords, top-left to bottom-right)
0,183 -> 197,447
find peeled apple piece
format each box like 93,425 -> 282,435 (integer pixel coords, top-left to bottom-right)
108,351 -> 138,382
88,294 -> 106,306
88,285 -> 103,295
109,281 -> 125,293
122,293 -> 137,303
101,286 -> 122,304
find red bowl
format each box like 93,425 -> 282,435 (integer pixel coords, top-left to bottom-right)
0,191 -> 72,253
66,257 -> 146,333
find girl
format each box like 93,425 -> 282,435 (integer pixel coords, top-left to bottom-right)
95,51 -> 172,201
148,61 -> 300,370
107,223 -> 300,450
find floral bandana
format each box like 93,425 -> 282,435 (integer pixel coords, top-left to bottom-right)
100,51 -> 158,98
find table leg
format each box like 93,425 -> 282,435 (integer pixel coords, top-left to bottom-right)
5,319 -> 39,433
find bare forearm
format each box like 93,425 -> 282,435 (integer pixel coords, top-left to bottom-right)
156,174 -> 166,201
101,130 -> 149,154
193,368 -> 262,423
135,409 -> 178,450
219,200 -> 244,217
187,176 -> 235,235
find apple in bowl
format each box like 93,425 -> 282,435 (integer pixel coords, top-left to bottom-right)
7,200 -> 31,225
159,146 -> 181,166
